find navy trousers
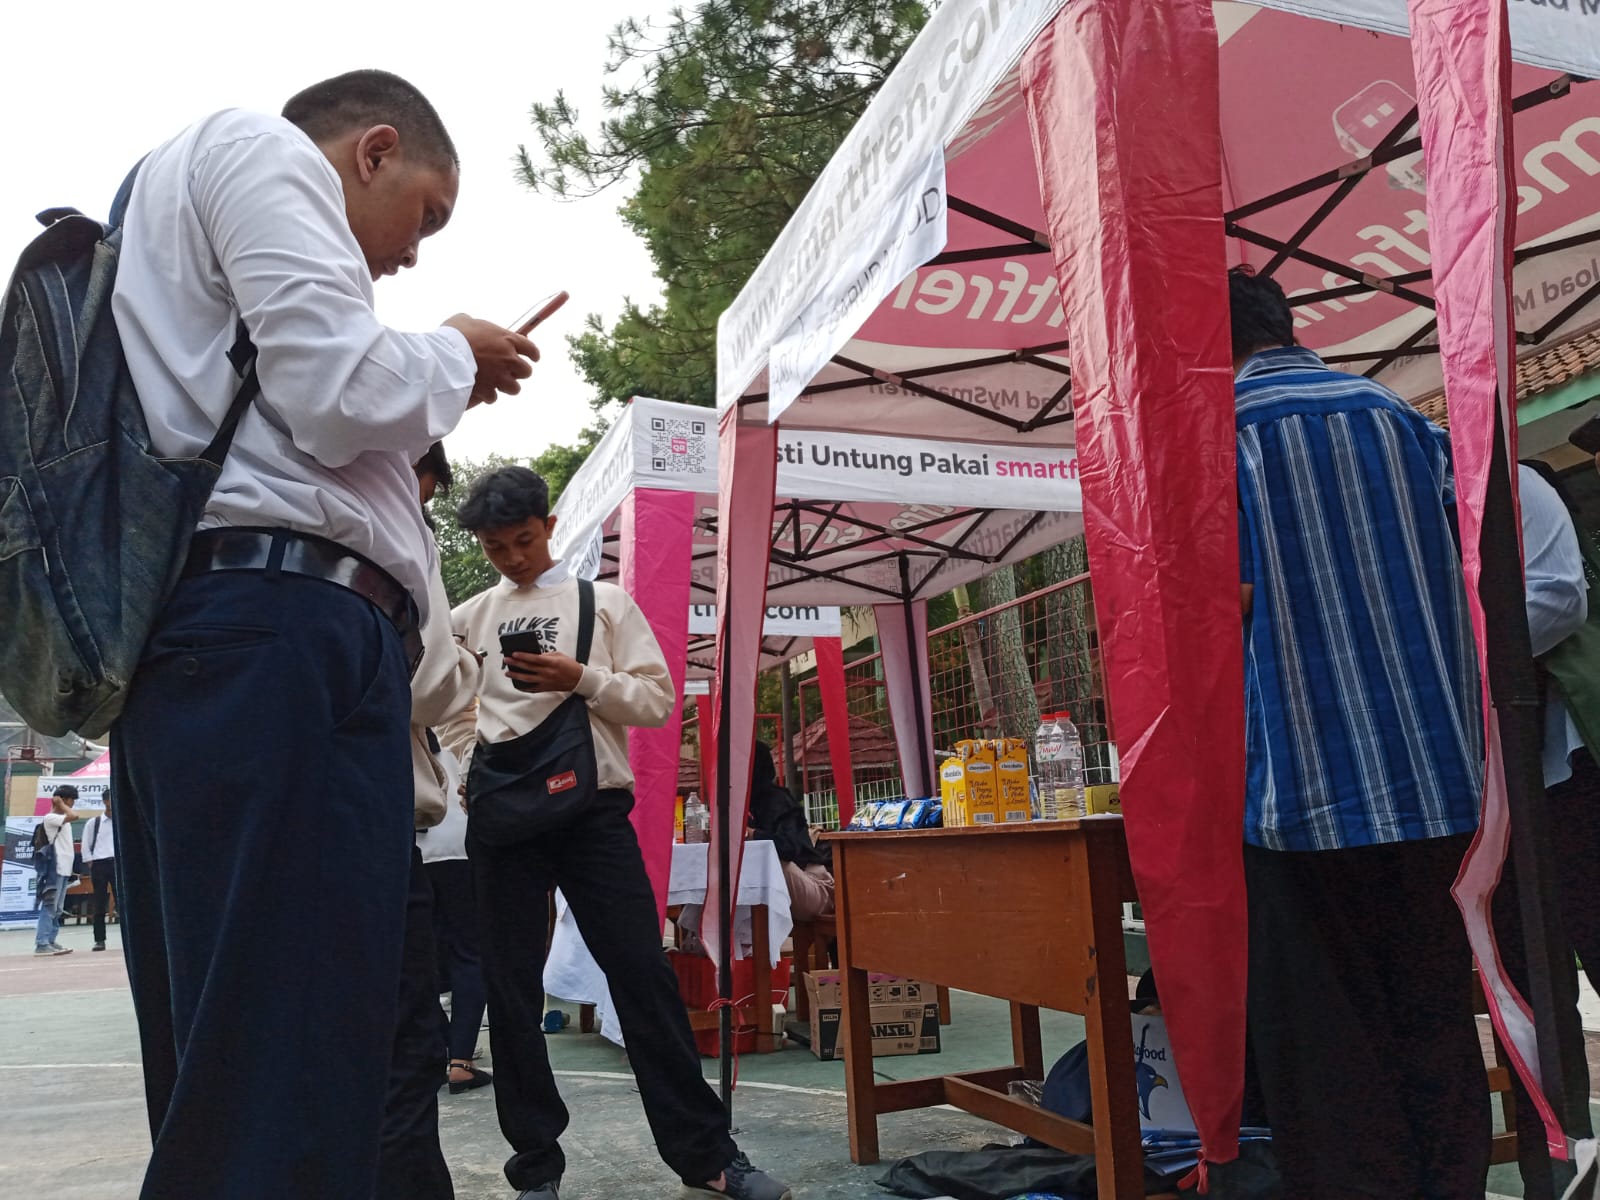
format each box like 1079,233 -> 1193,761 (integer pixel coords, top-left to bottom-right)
471,789 -> 735,1191
112,570 -> 413,1200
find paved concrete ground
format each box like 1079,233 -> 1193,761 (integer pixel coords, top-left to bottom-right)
0,922 -> 1585,1198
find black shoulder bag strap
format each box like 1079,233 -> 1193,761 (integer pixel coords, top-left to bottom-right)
574,579 -> 595,669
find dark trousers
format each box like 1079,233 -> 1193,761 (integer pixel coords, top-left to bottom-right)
111,571 -> 413,1200
428,857 -> 488,1062
1245,834 -> 1489,1200
379,846 -> 453,1200
471,789 -> 735,1190
91,857 -> 116,944
1492,750 -> 1600,1199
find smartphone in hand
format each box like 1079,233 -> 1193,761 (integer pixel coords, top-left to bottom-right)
509,291 -> 570,337
499,630 -> 546,693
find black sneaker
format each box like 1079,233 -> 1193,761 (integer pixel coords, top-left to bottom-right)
515,1183 -> 558,1200
683,1153 -> 792,1200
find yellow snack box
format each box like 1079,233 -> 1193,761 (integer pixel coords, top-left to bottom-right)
995,739 -> 1033,823
961,742 -> 1000,825
939,757 -> 969,827
1086,783 -> 1122,816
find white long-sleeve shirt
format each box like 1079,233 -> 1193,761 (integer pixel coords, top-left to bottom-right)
112,108 -> 475,618
452,562 -> 674,791
1518,464 -> 1588,787
79,814 -> 116,863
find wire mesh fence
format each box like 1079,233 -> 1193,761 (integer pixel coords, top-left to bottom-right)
795,571 -> 1115,827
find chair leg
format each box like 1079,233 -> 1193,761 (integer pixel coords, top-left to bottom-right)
938,985 -> 952,1026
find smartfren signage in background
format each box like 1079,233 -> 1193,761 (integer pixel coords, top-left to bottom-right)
687,604 -> 843,639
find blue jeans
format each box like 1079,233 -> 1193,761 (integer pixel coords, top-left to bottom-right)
34,869 -> 67,947
112,569 -> 412,1200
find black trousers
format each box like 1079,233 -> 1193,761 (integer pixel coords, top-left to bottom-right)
379,846 -> 454,1199
1245,834 -> 1490,1200
428,857 -> 488,1062
112,571 -> 413,1200
471,788 -> 735,1190
1492,750 -> 1600,1199
91,857 -> 116,944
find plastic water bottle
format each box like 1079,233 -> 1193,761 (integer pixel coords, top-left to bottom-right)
1058,712 -> 1087,818
1034,713 -> 1087,820
684,791 -> 709,844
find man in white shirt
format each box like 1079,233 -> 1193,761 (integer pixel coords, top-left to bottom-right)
106,70 -> 538,1200
33,785 -> 79,956
79,791 -> 117,952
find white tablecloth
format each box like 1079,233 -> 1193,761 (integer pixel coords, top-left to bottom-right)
543,839 -> 792,1046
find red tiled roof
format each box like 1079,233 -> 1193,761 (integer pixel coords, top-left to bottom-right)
1414,328 -> 1600,425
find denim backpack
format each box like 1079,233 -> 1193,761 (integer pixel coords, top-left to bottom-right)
0,166 -> 259,738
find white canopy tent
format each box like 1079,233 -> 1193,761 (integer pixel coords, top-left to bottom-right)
703,0 -> 1600,1179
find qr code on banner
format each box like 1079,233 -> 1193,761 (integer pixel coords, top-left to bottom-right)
650,416 -> 708,473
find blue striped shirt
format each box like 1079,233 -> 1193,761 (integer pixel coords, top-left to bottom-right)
1236,347 -> 1482,851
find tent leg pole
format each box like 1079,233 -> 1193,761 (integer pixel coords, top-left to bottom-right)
716,639 -> 735,1114
1483,409 -> 1588,1168
898,559 -> 933,793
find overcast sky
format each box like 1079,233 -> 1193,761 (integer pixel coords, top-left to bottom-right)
3,0 -> 677,461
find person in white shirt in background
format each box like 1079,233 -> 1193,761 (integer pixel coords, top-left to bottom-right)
33,785 -> 79,956
79,791 -> 117,951
106,70 -> 539,1200
1496,461 -> 1598,1199
380,443 -> 483,1198
452,466 -> 793,1200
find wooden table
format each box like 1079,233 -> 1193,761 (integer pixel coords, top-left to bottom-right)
828,818 -> 1147,1199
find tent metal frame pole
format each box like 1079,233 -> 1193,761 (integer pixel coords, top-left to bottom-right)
715,623 -> 735,1112
1480,404 -> 1590,1162
1226,224 -> 1439,309
1223,76 -> 1576,224
1259,103 -> 1421,278
1363,317 -> 1440,379
898,554 -> 934,794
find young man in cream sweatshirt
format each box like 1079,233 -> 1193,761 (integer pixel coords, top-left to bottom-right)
451,466 -> 791,1200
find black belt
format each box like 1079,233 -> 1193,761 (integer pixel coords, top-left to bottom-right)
184,527 -> 423,672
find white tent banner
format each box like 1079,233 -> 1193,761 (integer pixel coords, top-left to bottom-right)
555,397 -> 718,563
775,427 -> 1079,508
1246,0 -> 1600,78
717,0 -> 1068,411
686,603 -> 843,639
766,151 -> 948,416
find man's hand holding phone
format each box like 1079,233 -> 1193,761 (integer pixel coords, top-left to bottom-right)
444,292 -> 568,409
503,650 -> 584,694
444,316 -> 539,407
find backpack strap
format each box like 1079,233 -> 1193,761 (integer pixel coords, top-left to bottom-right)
575,579 -> 596,666
199,320 -> 261,467
109,159 -> 146,230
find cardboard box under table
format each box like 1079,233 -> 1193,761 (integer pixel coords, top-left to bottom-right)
803,972 -> 941,1060
825,818 -> 1151,1200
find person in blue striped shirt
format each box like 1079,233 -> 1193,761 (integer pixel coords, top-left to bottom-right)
1230,268 -> 1488,1198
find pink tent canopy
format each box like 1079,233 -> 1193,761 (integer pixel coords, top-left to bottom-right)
710,0 -> 1600,1179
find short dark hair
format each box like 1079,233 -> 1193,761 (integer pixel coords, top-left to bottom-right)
457,466 -> 551,532
53,784 -> 78,800
283,70 -> 458,171
1228,266 -> 1295,361
414,442 -> 454,494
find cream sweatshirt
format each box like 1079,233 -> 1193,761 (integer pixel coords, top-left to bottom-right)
451,568 -> 674,791
410,541 -> 480,828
